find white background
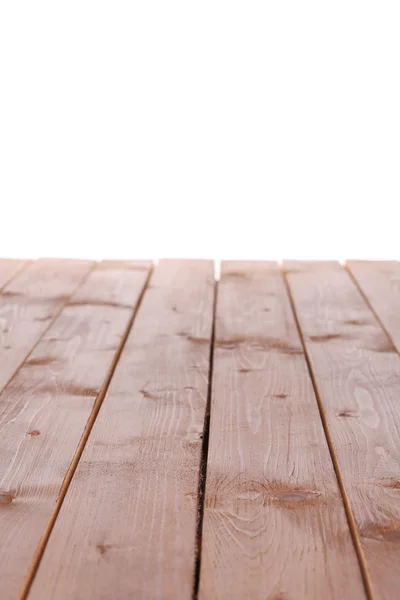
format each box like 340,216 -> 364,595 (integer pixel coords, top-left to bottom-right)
1,2 -> 399,260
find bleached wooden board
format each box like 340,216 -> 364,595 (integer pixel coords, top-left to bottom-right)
28,260 -> 215,600
285,260 -> 400,600
0,261 -> 151,600
199,262 -> 366,600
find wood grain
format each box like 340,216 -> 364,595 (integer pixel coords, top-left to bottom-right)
0,258 -> 93,393
199,262 -> 366,600
28,260 -> 215,600
0,261 -> 151,600
347,261 -> 400,352
285,260 -> 400,600
0,259 -> 28,290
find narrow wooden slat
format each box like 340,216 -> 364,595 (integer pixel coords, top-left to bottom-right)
0,261 -> 151,600
347,261 -> 400,351
0,258 -> 94,392
28,260 -> 215,600
199,262 -> 366,600
285,260 -> 400,600
0,259 -> 29,290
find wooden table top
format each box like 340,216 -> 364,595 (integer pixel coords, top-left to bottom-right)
0,257 -> 398,600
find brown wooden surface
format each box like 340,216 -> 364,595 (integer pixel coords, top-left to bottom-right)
0,261 -> 151,600
0,258 -> 93,393
1,257 -> 400,599
199,261 -> 365,600
285,260 -> 400,600
28,260 -> 215,600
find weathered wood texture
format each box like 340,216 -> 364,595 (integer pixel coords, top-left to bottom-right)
285,260 -> 400,600
0,259 -> 28,290
0,258 -> 93,393
199,262 -> 365,600
28,260 -> 215,600
0,261 -> 151,600
348,261 -> 400,352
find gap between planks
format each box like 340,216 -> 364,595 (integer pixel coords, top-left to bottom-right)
193,277 -> 218,600
0,259 -> 31,291
345,263 -> 399,358
18,265 -> 154,600
281,265 -> 374,600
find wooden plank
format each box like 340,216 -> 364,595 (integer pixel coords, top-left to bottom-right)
347,261 -> 400,352
199,262 -> 366,600
284,260 -> 400,600
0,259 -> 28,290
0,258 -> 93,393
28,260 -> 215,600
0,260 -> 151,600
